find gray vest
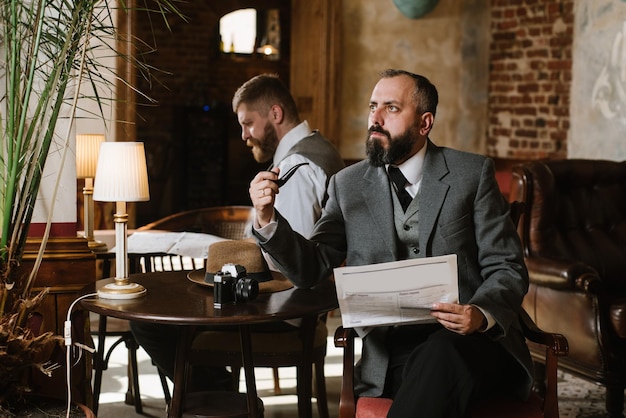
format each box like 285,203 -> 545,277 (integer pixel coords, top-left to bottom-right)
391,186 -> 420,259
282,131 -> 345,206
282,131 -> 345,179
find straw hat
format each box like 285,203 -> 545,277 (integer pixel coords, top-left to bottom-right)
187,240 -> 293,293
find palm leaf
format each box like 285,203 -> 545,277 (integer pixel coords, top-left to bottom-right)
0,0 -> 183,315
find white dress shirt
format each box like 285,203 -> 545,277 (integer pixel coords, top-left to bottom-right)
270,120 -> 330,239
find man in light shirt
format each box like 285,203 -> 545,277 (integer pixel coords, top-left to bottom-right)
234,73 -> 345,239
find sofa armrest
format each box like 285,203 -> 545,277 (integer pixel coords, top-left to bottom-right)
525,255 -> 601,291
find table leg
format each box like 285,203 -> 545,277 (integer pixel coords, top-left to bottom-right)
169,326 -> 195,418
92,315 -> 107,416
239,324 -> 260,418
297,316 -> 316,418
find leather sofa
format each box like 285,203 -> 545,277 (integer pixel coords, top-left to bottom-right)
510,159 -> 626,418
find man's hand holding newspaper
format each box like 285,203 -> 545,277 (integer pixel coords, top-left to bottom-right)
334,254 -> 458,336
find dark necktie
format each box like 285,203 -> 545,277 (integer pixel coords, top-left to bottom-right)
388,166 -> 412,212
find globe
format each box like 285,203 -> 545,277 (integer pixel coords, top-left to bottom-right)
393,0 -> 440,19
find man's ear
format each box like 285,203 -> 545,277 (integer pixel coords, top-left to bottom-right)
420,112 -> 435,136
270,104 -> 284,123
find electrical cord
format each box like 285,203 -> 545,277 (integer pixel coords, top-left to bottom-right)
64,292 -> 98,418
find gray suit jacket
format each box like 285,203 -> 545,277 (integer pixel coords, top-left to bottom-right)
256,140 -> 533,399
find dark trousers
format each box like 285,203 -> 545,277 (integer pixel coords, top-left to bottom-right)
129,321 -> 234,391
385,324 -> 523,418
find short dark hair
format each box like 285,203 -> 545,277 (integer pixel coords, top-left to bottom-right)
380,69 -> 438,116
232,74 -> 300,122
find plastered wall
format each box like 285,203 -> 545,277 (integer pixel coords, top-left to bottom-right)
570,0 -> 626,161
339,0 -> 490,160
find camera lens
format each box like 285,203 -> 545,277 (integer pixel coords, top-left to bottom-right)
235,278 -> 259,301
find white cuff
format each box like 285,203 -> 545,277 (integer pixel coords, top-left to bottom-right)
472,305 -> 495,332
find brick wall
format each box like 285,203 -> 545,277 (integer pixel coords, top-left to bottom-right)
488,0 -> 573,159
131,1 -> 289,224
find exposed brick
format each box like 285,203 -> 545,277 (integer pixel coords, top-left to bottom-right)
487,0 -> 573,159
553,107 -> 569,117
518,83 -> 540,94
515,129 -> 538,138
528,49 -> 549,59
516,106 -> 537,115
494,128 -> 512,136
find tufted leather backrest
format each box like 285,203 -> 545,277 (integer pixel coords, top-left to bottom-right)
510,159 -> 626,291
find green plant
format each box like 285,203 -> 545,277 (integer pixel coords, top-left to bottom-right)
0,0 -> 182,408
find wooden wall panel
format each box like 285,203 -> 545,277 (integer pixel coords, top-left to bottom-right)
290,0 -> 342,144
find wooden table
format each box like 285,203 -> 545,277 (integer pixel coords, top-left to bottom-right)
80,271 -> 338,418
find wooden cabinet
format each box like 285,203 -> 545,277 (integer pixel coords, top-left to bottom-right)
20,236 -> 96,406
23,237 -> 96,335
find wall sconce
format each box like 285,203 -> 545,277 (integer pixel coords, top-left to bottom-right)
256,9 -> 280,60
93,142 -> 150,299
256,42 -> 279,57
76,133 -> 107,251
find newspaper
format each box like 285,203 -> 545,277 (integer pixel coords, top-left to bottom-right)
123,230 -> 228,259
334,254 -> 458,332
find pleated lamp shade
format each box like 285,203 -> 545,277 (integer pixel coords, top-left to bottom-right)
76,134 -> 106,179
93,142 -> 150,202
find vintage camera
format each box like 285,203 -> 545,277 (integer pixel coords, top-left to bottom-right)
213,263 -> 259,308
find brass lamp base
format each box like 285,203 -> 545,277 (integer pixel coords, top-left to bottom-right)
87,238 -> 108,252
98,280 -> 147,299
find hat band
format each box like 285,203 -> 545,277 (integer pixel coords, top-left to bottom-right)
205,270 -> 273,284
247,271 -> 273,283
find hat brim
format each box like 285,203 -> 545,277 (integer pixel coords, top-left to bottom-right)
187,269 -> 293,293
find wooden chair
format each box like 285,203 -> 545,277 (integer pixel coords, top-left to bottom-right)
333,201 -> 569,418
136,205 -> 253,237
189,315 -> 330,418
334,310 -> 568,418
138,205 -> 331,418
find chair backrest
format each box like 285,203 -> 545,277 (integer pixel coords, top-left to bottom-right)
134,206 -> 254,272
137,205 -> 253,240
510,159 -> 626,291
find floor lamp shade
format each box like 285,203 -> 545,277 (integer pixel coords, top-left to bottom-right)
93,142 -> 150,299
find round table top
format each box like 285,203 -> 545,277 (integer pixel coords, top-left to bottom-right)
80,271 -> 338,326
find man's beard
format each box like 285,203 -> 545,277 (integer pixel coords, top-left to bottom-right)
366,124 -> 419,167
250,122 -> 279,163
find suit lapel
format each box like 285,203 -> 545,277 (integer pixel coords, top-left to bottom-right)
418,141 -> 450,254
362,164 -> 398,259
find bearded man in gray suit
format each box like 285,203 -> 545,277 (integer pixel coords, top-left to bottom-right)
249,69 -> 532,418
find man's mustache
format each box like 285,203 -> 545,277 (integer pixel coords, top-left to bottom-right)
368,125 -> 391,139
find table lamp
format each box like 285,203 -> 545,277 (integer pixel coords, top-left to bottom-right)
76,133 -> 107,251
93,141 -> 150,299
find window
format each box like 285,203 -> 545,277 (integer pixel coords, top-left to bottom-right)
219,9 -> 256,54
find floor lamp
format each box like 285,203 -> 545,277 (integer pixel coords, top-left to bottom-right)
93,142 -> 150,299
76,133 -> 107,251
